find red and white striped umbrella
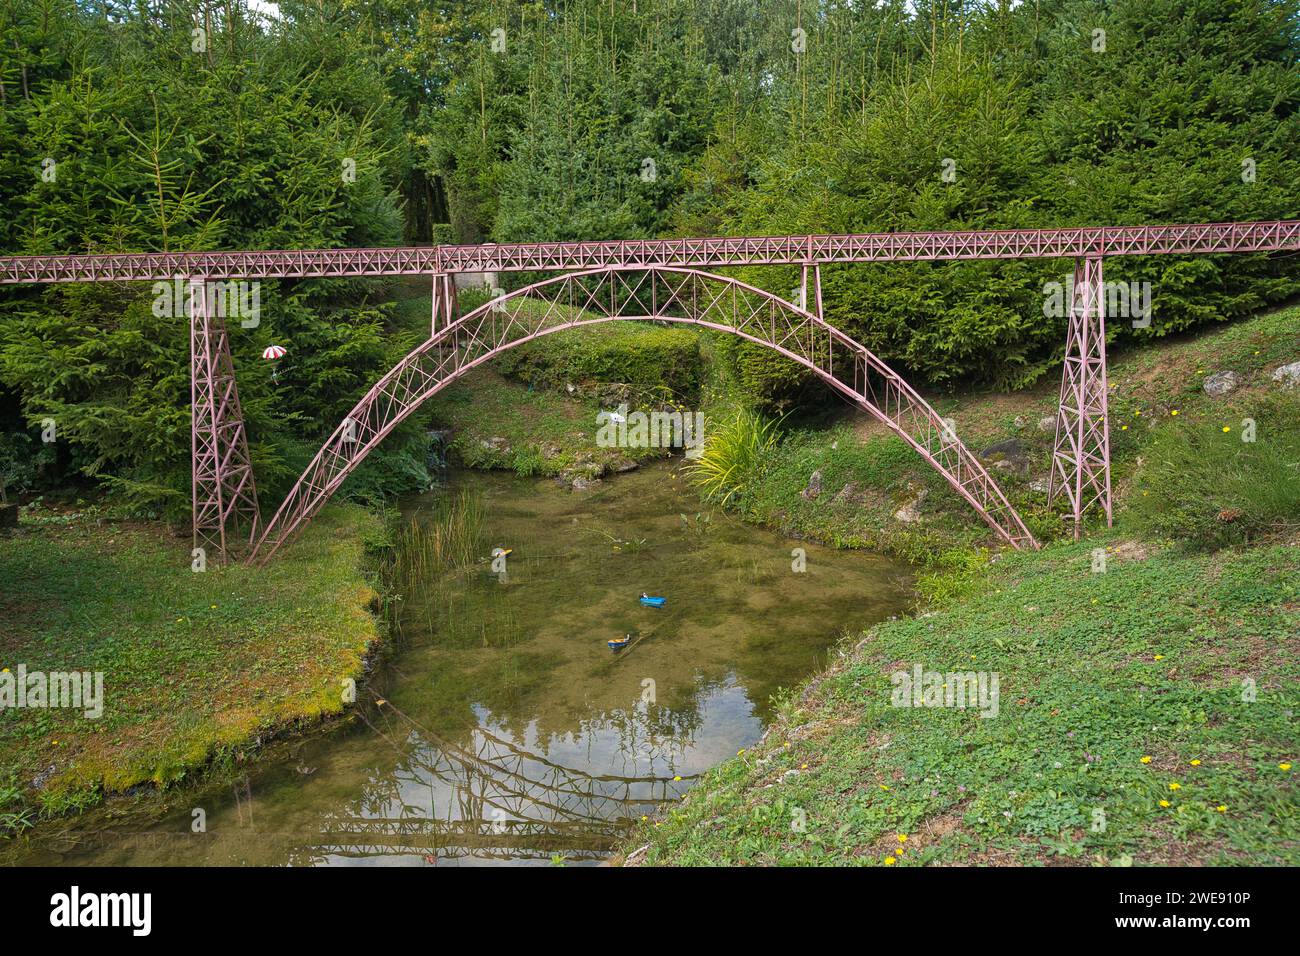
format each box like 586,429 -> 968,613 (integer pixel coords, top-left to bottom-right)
262,345 -> 287,360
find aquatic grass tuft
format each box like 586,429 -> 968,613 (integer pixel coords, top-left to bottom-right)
686,408 -> 783,507
389,490 -> 487,602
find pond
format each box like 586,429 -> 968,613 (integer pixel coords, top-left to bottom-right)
12,460 -> 912,866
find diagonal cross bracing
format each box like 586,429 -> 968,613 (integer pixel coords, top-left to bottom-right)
251,267 -> 1038,562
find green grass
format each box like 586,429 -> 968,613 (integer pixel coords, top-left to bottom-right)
622,303 -> 1300,866
1129,392 -> 1300,549
705,303 -> 1300,562
686,407 -> 782,505
0,503 -> 387,821
493,319 -> 702,400
628,538 -> 1299,866
425,367 -> 674,478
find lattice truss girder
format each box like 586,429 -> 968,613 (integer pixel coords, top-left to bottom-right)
1048,256 -> 1113,535
253,268 -> 1037,562
190,278 -> 260,561
1,220 -> 1297,283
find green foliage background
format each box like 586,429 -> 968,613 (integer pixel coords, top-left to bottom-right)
0,0 -> 1297,513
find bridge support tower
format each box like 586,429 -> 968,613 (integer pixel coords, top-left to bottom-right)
190,277 -> 261,563
1048,255 -> 1113,539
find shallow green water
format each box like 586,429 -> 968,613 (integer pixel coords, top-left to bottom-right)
13,461 -> 912,866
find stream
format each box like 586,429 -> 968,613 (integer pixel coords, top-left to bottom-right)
11,460 -> 913,866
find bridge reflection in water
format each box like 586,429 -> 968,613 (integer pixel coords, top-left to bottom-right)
299,700 -> 703,865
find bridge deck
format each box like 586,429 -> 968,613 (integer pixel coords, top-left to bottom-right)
1,220 -> 1297,283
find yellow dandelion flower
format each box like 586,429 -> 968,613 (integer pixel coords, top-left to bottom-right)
1190,759 -> 1201,766
1171,409 -> 1179,416
1222,426 -> 1231,433
1121,425 -> 1129,431
673,775 -> 682,782
884,856 -> 896,865
897,833 -> 908,843
1159,799 -> 1170,808
801,763 -> 808,770
1155,654 -> 1165,661
1281,763 -> 1293,771
1140,756 -> 1152,764
880,784 -> 890,791
1169,782 -> 1181,791
1216,805 -> 1227,813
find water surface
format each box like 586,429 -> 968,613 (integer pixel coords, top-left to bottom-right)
12,461 -> 912,865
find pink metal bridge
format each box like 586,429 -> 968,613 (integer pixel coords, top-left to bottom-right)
2,218 -> 1296,562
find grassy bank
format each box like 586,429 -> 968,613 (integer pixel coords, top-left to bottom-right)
0,503 -> 388,826
622,304 -> 1300,866
708,303 -> 1300,562
624,536 -> 1298,866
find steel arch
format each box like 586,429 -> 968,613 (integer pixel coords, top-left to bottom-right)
250,267 -> 1038,562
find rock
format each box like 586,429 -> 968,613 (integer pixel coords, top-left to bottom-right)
1037,415 -> 1058,433
1202,370 -> 1240,397
1029,477 -> 1051,493
893,486 -> 928,523
32,763 -> 57,790
479,436 -> 511,455
801,469 -> 823,500
0,503 -> 17,534
1013,415 -> 1029,430
980,437 -> 1027,460
571,476 -> 602,491
832,482 -> 860,504
1271,360 -> 1300,390
979,437 -> 1030,475
607,456 -> 639,473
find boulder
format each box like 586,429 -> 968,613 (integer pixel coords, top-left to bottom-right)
832,482 -> 860,504
893,486 -> 928,523
1013,415 -> 1029,430
979,438 -> 1030,474
1037,415 -> 1058,433
1271,360 -> 1300,390
0,503 -> 17,533
1202,370 -> 1240,397
801,469 -> 823,501
980,437 -> 1027,461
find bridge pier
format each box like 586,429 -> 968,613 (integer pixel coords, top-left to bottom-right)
1048,255 -> 1113,539
798,262 -> 823,318
431,272 -> 456,336
190,277 -> 261,564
